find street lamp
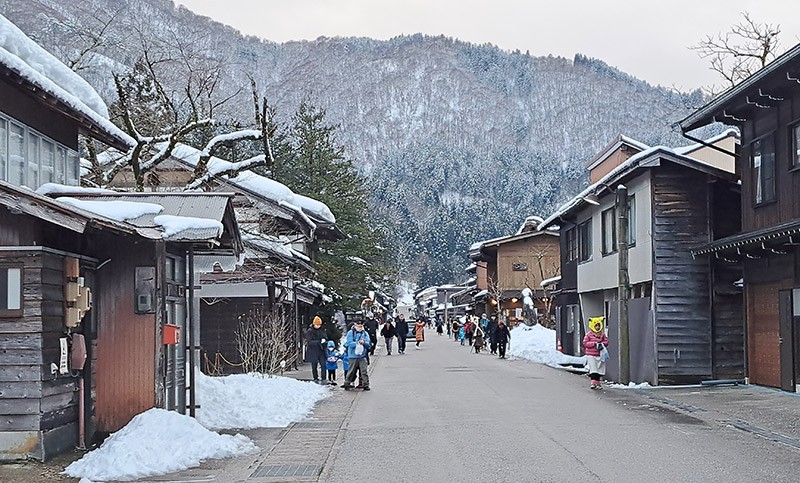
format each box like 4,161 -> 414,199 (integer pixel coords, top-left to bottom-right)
582,182 -> 630,385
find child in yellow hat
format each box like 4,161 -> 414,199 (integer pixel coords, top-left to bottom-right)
582,317 -> 609,389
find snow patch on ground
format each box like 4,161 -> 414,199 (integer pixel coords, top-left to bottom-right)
196,372 -> 330,430
64,408 -> 256,482
64,372 -> 329,481
507,324 -> 587,366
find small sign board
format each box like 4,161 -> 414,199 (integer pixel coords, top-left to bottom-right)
512,262 -> 528,271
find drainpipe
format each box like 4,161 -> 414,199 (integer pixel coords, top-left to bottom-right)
188,245 -> 196,418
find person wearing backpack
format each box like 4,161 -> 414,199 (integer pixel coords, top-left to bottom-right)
380,319 -> 396,355
342,321 -> 372,391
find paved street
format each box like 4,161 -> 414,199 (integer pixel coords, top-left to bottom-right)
323,334 -> 800,483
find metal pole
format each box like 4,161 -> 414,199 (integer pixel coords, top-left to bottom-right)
188,245 -> 196,418
616,185 -> 630,385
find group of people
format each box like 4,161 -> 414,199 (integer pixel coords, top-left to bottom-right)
448,313 -> 511,358
304,312 -> 428,392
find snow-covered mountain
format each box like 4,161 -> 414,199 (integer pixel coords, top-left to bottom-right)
1,0 -> 707,284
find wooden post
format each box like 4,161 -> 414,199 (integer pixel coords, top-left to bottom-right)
617,185 -> 630,385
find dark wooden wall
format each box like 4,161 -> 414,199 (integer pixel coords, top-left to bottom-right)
200,298 -> 268,375
0,80 -> 79,150
0,250 -> 80,460
739,91 -> 800,232
652,166 -> 713,384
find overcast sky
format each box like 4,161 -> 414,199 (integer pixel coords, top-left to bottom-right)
175,0 -> 800,90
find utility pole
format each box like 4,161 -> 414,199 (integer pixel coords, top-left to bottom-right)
616,185 -> 630,385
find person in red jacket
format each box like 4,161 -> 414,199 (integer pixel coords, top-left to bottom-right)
583,316 -> 609,390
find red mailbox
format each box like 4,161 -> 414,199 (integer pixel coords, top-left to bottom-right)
163,324 -> 180,345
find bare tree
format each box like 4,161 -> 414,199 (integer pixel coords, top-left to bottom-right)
235,307 -> 297,376
523,244 -> 560,327
487,277 -> 506,324
691,12 -> 782,92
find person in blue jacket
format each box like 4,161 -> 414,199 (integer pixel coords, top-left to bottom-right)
325,341 -> 341,385
342,320 -> 371,391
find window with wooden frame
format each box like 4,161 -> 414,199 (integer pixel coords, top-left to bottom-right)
791,122 -> 800,169
752,134 -> 776,205
601,207 -> 617,255
565,227 -> 577,262
0,265 -> 23,317
627,195 -> 636,246
577,219 -> 591,262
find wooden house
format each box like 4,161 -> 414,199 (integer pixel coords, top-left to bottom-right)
540,131 -> 742,384
103,143 -> 342,374
468,220 -> 560,326
679,43 -> 800,391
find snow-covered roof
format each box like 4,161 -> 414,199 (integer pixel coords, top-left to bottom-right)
540,275 -> 562,287
169,143 -> 335,224
539,132 -> 739,230
0,15 -> 134,148
674,128 -> 740,155
585,134 -> 649,171
242,232 -> 311,267
465,263 -> 477,272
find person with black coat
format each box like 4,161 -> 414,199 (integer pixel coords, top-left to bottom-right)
305,316 -> 328,382
488,316 -> 499,354
364,314 -> 379,356
495,319 -> 511,359
395,314 -> 409,354
380,320 -> 397,355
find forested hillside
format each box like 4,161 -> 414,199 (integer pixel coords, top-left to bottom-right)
1,0 -> 708,285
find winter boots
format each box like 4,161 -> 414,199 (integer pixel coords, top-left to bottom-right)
590,380 -> 602,390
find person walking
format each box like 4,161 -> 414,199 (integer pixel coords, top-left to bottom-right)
305,316 -> 328,383
473,323 -> 485,354
495,319 -> 511,359
342,321 -> 372,391
395,314 -> 409,354
488,316 -> 498,354
583,317 -> 609,390
436,317 -> 444,336
452,319 -> 460,342
364,314 -> 379,356
380,319 -> 396,355
325,341 -> 340,385
414,319 -> 426,349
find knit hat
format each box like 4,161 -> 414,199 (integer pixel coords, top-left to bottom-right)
327,340 -> 335,348
312,316 -> 323,327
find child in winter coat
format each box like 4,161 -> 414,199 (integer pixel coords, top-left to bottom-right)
325,341 -> 341,385
458,325 -> 466,345
583,316 -> 609,390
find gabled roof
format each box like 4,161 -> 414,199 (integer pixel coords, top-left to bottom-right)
168,144 -> 344,241
0,179 -> 159,239
539,134 -> 739,230
42,191 -> 243,254
469,229 -> 559,261
584,134 -> 649,170
0,15 -> 133,149
679,42 -> 800,132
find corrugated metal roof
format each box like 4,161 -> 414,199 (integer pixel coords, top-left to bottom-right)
56,193 -> 232,242
194,254 -> 240,273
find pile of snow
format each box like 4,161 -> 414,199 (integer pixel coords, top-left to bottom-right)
507,324 -> 586,366
57,197 -> 163,221
609,381 -> 653,389
64,372 -> 330,481
64,408 -> 256,482
196,371 -> 330,430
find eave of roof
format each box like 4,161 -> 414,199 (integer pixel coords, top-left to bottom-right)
539,145 -> 738,230
679,42 -> 800,132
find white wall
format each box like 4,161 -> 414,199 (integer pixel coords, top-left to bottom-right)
577,174 -> 652,293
